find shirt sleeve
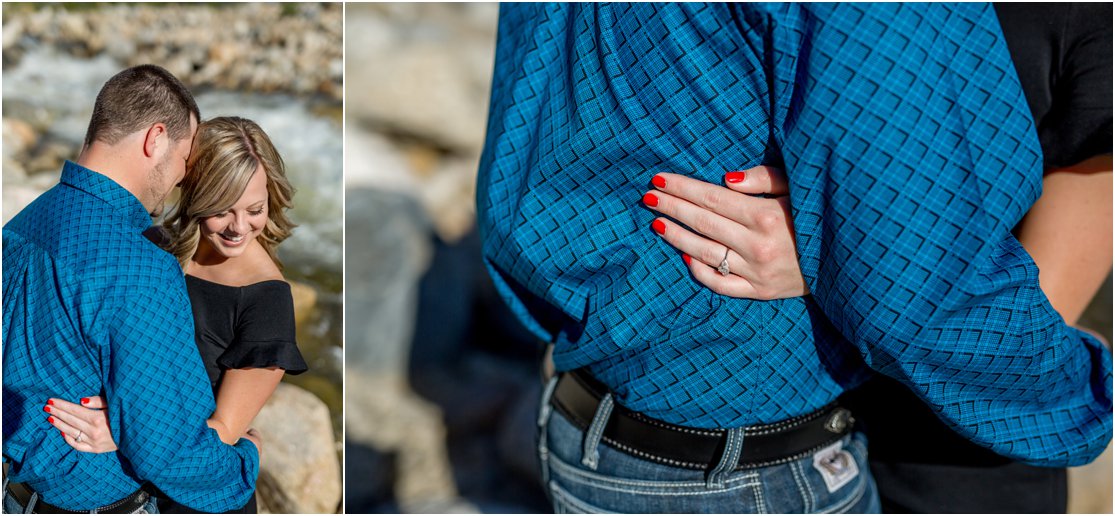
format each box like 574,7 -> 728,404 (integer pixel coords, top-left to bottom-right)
775,3 -> 1112,467
104,261 -> 258,512
1040,2 -> 1113,169
217,282 -> 307,374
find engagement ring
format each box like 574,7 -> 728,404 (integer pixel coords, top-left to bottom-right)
717,248 -> 731,276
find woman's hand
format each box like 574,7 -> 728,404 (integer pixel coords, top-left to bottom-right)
644,166 -> 808,299
242,428 -> 262,458
45,396 -> 118,453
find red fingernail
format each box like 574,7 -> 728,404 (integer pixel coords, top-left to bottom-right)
43,406 -> 51,413
652,175 -> 666,188
643,193 -> 659,207
726,171 -> 746,183
60,431 -> 65,438
48,416 -> 54,424
81,398 -> 89,405
47,400 -> 54,406
683,254 -> 692,265
652,219 -> 666,235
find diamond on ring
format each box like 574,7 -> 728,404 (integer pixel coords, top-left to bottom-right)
76,431 -> 83,442
717,248 -> 731,276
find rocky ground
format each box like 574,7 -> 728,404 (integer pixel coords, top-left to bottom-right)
2,3 -> 342,100
344,3 -> 1112,514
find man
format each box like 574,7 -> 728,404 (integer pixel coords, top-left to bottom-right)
476,3 -> 1111,513
3,65 -> 259,513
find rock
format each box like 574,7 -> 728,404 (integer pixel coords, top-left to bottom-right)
3,118 -> 38,158
26,140 -> 75,176
343,129 -> 419,193
344,4 -> 497,153
343,187 -> 432,374
3,18 -> 25,51
251,383 -> 341,514
288,281 -> 317,326
345,370 -> 476,514
57,13 -> 90,42
420,157 -> 479,244
346,43 -> 492,153
1068,440 -> 1113,513
2,4 -> 343,100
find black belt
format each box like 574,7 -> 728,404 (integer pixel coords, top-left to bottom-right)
5,481 -> 151,514
551,368 -> 855,470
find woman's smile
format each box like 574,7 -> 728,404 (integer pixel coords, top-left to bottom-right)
198,164 -> 269,259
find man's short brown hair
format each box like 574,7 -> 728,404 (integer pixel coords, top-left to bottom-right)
83,64 -> 200,148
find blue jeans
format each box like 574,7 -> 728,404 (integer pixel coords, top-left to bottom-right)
2,478 -> 159,514
537,378 -> 881,513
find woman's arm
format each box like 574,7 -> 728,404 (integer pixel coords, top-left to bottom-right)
208,367 -> 286,445
1015,156 -> 1113,326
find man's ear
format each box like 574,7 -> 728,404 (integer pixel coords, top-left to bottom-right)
142,123 -> 167,159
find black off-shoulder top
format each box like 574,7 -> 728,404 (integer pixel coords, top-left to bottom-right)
185,275 -> 309,393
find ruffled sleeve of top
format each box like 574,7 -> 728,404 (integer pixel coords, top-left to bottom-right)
217,281 -> 309,375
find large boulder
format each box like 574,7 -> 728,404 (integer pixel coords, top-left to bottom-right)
251,383 -> 341,514
288,281 -> 318,326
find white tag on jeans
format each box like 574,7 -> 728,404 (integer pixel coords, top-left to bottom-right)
812,440 -> 858,493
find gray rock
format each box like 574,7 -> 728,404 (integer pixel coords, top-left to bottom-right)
344,187 -> 431,374
252,383 -> 341,514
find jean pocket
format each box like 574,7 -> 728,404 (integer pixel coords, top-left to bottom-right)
547,450 -> 766,513
550,481 -> 610,514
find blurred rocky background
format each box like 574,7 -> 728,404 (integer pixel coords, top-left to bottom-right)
344,3 -> 549,513
2,3 -> 342,513
343,3 -> 1113,514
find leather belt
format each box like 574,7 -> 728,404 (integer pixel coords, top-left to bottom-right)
551,368 -> 855,470
5,481 -> 151,514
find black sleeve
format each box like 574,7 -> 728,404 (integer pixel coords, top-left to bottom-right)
997,3 -> 1113,169
1045,3 -> 1112,168
217,282 -> 309,375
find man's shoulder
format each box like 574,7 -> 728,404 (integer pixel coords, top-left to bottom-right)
5,184 -> 181,292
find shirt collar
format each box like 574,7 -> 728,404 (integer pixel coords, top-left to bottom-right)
60,160 -> 153,231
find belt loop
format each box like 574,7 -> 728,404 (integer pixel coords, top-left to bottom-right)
23,491 -> 37,514
537,375 -> 560,428
707,427 -> 746,488
581,393 -> 614,470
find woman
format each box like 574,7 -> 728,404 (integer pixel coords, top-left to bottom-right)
42,116 -> 309,513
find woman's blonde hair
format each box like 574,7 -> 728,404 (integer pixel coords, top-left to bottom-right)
162,116 -> 296,269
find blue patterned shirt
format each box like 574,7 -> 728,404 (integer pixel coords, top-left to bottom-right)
477,3 -> 1112,467
2,161 -> 258,511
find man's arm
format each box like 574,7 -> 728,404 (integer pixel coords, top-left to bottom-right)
776,3 -> 1112,467
104,267 -> 258,512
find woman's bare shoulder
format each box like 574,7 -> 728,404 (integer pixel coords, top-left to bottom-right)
241,240 -> 286,284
